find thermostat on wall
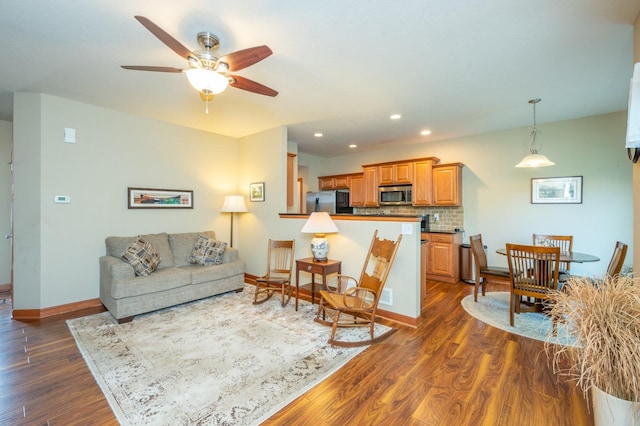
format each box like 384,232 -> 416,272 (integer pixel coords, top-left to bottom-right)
54,195 -> 71,204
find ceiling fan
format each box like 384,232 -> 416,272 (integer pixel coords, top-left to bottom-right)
121,16 -> 277,111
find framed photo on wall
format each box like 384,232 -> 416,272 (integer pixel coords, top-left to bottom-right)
531,176 -> 582,204
250,182 -> 265,202
128,187 -> 194,209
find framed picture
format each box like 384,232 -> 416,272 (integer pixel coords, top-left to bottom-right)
531,176 -> 582,204
250,182 -> 265,202
128,187 -> 194,209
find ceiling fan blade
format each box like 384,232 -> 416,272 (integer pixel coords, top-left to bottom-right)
229,75 -> 278,97
121,65 -> 183,73
219,46 -> 273,72
134,16 -> 197,62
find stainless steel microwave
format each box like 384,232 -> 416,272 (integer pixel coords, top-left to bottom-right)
379,185 -> 412,205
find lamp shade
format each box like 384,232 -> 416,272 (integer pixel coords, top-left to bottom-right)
221,195 -> 248,213
515,153 -> 555,168
185,68 -> 229,94
301,212 -> 339,234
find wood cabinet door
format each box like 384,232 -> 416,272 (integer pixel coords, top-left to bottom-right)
334,176 -> 350,189
413,160 -> 434,206
378,164 -> 394,185
428,241 -> 453,276
394,162 -> 413,184
363,166 -> 379,207
433,164 -> 462,206
349,174 -> 364,206
319,177 -> 335,190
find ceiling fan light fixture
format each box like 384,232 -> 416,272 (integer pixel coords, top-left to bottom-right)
185,68 -> 229,94
515,98 -> 555,168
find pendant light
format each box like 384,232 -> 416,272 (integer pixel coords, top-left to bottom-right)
515,98 -> 555,168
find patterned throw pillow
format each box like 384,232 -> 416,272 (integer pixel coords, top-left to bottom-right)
122,237 -> 161,276
189,234 -> 227,265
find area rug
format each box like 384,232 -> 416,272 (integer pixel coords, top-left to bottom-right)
67,286 -> 392,425
460,292 -> 576,346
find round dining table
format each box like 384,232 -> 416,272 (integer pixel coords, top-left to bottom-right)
495,248 -> 600,263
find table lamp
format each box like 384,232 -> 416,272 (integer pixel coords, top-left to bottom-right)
301,212 -> 339,261
221,195 -> 248,247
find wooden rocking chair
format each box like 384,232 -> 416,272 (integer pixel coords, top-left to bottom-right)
253,239 -> 295,306
315,230 -> 401,347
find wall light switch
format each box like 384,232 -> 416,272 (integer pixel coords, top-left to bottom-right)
64,128 -> 76,143
54,195 -> 71,204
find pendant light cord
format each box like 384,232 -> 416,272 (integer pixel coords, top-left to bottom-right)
529,98 -> 541,154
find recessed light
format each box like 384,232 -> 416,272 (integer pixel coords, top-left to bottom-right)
420,129 -> 432,136
349,144 -> 357,148
314,132 -> 323,137
390,114 -> 401,120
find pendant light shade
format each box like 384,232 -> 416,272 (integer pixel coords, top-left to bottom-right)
515,98 -> 555,168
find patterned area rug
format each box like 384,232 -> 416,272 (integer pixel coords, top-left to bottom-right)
67,285 -> 391,425
460,292 -> 576,346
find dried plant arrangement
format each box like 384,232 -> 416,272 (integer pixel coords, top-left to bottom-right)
545,275 -> 640,402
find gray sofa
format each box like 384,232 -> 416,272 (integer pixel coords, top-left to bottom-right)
99,231 -> 245,323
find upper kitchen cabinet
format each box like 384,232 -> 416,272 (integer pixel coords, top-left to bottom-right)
433,163 -> 464,206
379,161 -> 413,185
318,173 -> 359,190
413,158 -> 437,206
348,173 -> 364,207
362,166 -> 379,207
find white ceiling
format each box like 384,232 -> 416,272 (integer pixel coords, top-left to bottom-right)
0,1 -> 638,157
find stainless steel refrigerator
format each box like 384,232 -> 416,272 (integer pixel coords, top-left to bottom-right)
306,190 -> 352,214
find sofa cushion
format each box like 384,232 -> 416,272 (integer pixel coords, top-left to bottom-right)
181,260 -> 246,285
188,234 -> 227,265
169,231 -> 217,267
110,267 -> 192,299
121,237 -> 161,277
106,232 -> 174,269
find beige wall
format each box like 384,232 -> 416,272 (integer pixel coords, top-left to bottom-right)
12,93 -> 242,309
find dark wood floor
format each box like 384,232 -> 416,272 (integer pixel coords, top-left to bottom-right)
0,281 -> 591,425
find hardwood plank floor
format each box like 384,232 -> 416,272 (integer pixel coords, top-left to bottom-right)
0,281 -> 591,425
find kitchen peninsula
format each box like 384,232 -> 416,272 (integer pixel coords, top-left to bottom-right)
279,213 -> 463,326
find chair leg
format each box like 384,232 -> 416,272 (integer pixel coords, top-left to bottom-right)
474,278 -> 480,302
329,310 -> 341,342
510,292 -> 515,326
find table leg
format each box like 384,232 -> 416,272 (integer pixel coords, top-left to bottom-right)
311,273 -> 316,305
295,267 -> 300,311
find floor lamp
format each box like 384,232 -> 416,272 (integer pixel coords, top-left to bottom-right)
221,195 -> 248,248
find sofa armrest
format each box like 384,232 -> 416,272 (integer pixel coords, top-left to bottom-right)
222,247 -> 239,263
100,255 -> 135,286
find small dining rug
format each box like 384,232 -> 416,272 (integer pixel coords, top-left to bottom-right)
67,285 -> 392,425
460,292 -> 576,346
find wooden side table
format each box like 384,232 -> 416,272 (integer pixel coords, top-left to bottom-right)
295,257 -> 342,311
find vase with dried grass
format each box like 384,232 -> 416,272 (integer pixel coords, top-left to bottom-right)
546,274 -> 640,426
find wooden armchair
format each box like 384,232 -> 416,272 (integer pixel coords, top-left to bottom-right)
315,230 -> 401,347
469,234 -> 511,302
605,241 -> 628,279
506,243 -> 561,329
253,239 -> 295,306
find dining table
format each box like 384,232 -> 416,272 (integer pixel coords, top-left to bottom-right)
495,248 -> 600,263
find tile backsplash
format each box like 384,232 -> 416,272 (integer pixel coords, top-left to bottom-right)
353,206 -> 464,232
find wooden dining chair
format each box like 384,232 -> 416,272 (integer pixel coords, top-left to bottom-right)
533,234 -> 573,279
469,234 -> 511,302
315,230 -> 401,347
605,241 -> 628,279
253,239 -> 295,306
506,243 -> 561,330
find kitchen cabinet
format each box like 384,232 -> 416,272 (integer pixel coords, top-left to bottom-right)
379,162 -> 413,185
413,159 -> 435,206
318,173 -> 356,190
425,232 -> 462,283
362,166 -> 379,207
349,173 -> 364,207
433,163 -> 464,206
